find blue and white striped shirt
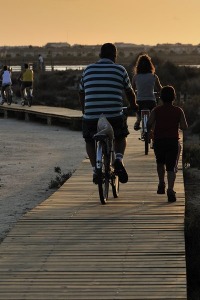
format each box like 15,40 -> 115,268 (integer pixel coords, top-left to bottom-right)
79,58 -> 133,120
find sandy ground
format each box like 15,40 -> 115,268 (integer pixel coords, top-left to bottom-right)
0,118 -> 86,242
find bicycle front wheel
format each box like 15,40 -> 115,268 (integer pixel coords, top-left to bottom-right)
97,151 -> 109,205
96,141 -> 110,205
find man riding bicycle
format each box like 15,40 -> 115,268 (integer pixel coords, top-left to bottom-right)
79,43 -> 138,184
18,63 -> 34,100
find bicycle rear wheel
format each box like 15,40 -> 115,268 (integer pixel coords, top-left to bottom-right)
27,96 -> 32,107
97,151 -> 109,205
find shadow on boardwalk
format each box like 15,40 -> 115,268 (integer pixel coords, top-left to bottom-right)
0,115 -> 187,299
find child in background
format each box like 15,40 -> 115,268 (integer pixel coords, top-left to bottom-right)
147,85 -> 188,202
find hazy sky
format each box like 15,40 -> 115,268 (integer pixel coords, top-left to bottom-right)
1,0 -> 200,46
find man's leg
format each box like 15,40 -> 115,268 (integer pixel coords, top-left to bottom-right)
83,118 -> 98,183
86,140 -> 96,168
85,140 -> 99,184
114,137 -> 126,157
114,137 -> 128,183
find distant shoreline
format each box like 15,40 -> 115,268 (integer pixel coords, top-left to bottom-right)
1,43 -> 200,68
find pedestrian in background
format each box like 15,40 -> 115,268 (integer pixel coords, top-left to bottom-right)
38,54 -> 44,71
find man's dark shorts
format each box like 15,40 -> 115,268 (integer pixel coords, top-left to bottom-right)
21,81 -> 33,89
153,138 -> 181,172
82,115 -> 129,143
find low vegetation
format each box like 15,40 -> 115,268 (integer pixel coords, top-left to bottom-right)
48,166 -> 75,189
180,93 -> 200,299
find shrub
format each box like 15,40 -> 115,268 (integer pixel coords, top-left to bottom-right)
191,120 -> 200,134
183,144 -> 200,169
181,96 -> 200,126
33,70 -> 82,109
48,166 -> 75,189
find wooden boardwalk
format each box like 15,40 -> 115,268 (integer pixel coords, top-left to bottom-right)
0,109 -> 187,299
0,103 -> 82,129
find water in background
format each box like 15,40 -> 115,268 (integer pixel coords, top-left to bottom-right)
10,64 -> 200,72
11,65 -> 86,72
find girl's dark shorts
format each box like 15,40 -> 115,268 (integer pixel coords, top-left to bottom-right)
82,115 -> 129,143
153,138 -> 181,172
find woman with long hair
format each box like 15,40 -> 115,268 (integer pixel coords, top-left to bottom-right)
132,53 -> 162,130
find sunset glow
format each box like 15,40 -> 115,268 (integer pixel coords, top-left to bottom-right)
2,0 -> 200,46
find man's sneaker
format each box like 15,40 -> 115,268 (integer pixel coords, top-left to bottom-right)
114,159 -> 128,183
167,189 -> 176,203
157,182 -> 166,194
93,172 -> 98,185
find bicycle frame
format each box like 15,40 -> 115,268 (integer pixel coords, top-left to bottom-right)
24,86 -> 33,99
94,125 -> 119,205
21,86 -> 33,107
141,109 -> 150,134
140,109 -> 151,155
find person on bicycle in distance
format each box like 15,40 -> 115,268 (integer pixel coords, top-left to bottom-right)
147,85 -> 188,202
132,54 -> 162,130
79,43 -> 138,184
18,63 -> 34,100
0,65 -> 12,103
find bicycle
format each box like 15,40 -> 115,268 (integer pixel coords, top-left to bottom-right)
93,115 -> 119,205
139,109 -> 153,155
1,85 -> 13,105
21,86 -> 33,107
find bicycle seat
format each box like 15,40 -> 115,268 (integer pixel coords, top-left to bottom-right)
96,114 -> 114,140
141,109 -> 150,117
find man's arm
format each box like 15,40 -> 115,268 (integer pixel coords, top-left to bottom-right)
179,109 -> 188,131
79,91 -> 85,114
125,89 -> 138,111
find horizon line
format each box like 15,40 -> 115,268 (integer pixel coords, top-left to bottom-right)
0,42 -> 200,48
